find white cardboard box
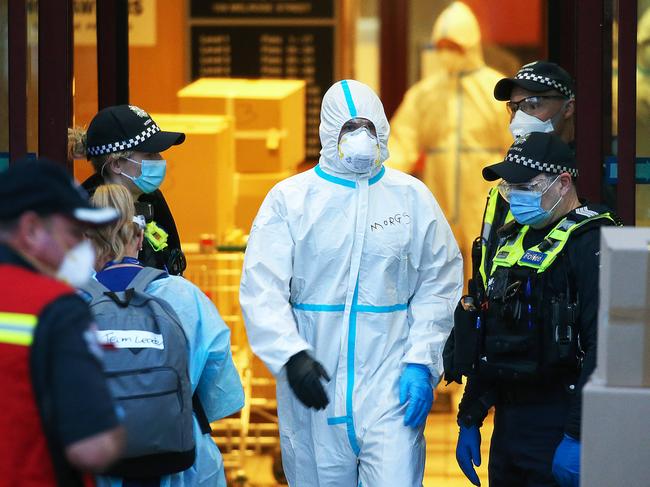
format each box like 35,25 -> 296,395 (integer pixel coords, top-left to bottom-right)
581,381 -> 650,487
595,227 -> 650,387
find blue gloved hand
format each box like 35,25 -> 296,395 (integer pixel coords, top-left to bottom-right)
456,424 -> 481,486
552,434 -> 580,487
398,364 -> 433,428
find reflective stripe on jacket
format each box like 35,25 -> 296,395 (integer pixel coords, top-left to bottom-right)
0,264 -> 72,487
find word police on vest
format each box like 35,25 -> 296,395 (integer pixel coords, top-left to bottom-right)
521,250 -> 547,265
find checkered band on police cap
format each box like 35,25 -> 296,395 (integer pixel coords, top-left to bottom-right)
514,71 -> 575,99
86,123 -> 162,156
505,153 -> 579,177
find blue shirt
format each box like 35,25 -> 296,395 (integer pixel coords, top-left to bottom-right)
96,257 -> 152,291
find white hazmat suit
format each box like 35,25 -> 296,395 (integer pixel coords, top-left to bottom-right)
240,79 -> 463,486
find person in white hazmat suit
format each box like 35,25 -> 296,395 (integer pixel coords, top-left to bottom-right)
239,79 -> 463,486
387,1 -> 512,284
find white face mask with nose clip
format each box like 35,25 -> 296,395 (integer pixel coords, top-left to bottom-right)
509,99 -> 571,140
56,239 -> 96,287
338,127 -> 380,174
509,110 -> 555,140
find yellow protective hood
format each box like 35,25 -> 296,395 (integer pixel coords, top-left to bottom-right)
431,1 -> 484,71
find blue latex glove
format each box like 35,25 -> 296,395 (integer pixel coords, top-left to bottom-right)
398,364 -> 433,428
552,434 -> 580,487
456,424 -> 481,486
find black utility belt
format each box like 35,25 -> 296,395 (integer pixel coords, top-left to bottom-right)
497,379 -> 577,405
446,303 -> 580,381
476,355 -> 580,383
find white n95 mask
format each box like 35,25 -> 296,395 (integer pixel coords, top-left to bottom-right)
509,110 -> 555,140
56,240 -> 96,287
338,128 -> 380,174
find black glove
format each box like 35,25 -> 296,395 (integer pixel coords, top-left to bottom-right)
285,351 -> 330,410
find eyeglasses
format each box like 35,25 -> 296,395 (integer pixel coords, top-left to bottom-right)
497,176 -> 558,202
339,117 -> 377,140
506,95 -> 568,115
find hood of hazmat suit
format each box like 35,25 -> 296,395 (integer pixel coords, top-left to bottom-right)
387,1 -> 512,283
240,79 -> 463,487
431,1 -> 483,73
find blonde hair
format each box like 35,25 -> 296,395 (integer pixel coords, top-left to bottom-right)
68,126 -> 133,176
88,184 -> 140,265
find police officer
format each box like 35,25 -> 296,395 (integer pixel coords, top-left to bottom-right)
69,104 -> 187,275
494,60 -> 576,144
0,159 -> 125,486
448,133 -> 620,487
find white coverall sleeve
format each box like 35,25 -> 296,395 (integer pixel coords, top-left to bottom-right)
239,188 -> 311,376
404,193 -> 464,379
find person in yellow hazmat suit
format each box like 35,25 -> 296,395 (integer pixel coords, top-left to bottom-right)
637,8 -> 650,156
388,1 -> 513,282
636,8 -> 650,225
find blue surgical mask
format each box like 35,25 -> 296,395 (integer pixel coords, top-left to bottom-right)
121,158 -> 167,193
509,175 -> 562,226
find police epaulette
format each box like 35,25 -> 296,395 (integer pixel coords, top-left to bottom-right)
569,203 -> 608,221
566,204 -> 621,238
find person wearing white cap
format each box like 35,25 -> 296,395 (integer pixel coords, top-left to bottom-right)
240,79 -> 463,486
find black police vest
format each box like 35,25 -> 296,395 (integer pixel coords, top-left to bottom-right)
477,207 -> 618,382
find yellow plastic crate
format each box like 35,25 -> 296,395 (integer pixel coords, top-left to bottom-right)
178,78 -> 306,173
151,113 -> 235,245
234,170 -> 294,232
